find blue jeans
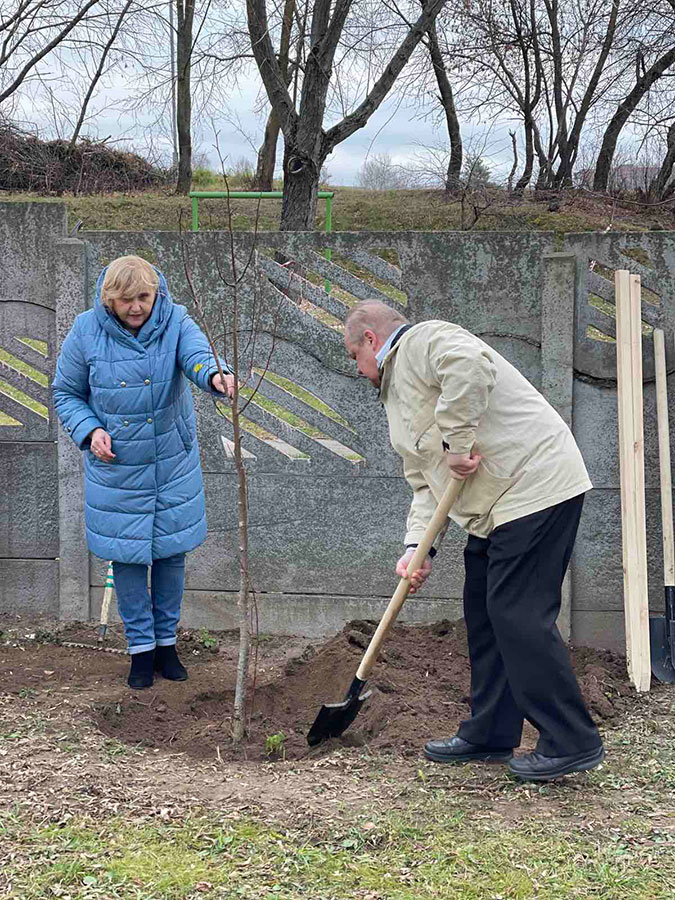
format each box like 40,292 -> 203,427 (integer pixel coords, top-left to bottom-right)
112,553 -> 186,654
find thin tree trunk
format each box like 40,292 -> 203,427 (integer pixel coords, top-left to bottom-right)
649,120 -> 675,199
514,119 -> 534,194
231,365 -> 250,744
176,0 -> 195,195
426,16 -> 462,193
69,0 -> 133,154
509,0 -> 538,196
507,130 -> 518,193
170,0 -> 178,169
254,0 -> 295,190
255,109 -> 282,190
594,46 -> 675,192
552,0 -> 619,189
533,123 -> 553,188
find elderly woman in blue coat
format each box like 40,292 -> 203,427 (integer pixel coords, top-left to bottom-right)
53,255 -> 234,689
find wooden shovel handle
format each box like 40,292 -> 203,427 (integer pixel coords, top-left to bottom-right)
355,477 -> 464,681
654,329 -> 675,584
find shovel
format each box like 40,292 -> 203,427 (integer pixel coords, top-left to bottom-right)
307,476 -> 464,746
650,329 -> 675,682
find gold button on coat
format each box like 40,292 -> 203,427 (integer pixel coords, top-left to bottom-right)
144,379 -> 151,385
120,381 -> 127,387
147,418 -> 153,423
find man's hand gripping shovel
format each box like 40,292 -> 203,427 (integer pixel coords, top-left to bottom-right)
307,476 -> 465,746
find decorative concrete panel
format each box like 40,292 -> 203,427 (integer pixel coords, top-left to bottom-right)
3,202 -> 675,652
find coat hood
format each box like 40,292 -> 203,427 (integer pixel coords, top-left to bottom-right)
93,266 -> 174,348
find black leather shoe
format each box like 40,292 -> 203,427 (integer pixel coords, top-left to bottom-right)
423,735 -> 514,764
127,649 -> 154,690
154,644 -> 188,681
508,745 -> 605,782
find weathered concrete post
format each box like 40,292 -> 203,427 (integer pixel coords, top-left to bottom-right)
53,237 -> 90,621
541,252 -> 577,641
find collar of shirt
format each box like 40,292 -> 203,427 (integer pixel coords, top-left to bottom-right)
376,325 -> 407,368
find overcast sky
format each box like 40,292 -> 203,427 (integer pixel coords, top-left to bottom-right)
15,41 -> 651,188
17,53 -> 519,187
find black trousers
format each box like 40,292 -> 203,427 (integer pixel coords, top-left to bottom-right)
457,494 -> 601,756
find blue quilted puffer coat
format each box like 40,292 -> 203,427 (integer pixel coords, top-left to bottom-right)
53,269 -> 230,565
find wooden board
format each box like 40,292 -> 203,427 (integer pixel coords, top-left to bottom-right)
654,328 -> 675,586
615,270 -> 651,691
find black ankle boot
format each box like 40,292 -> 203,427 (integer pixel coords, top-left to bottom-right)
127,649 -> 155,689
154,644 -> 188,681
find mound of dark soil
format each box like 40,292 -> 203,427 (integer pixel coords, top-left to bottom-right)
94,620 -> 635,762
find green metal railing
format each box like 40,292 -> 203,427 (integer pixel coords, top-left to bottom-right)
189,190 -> 335,292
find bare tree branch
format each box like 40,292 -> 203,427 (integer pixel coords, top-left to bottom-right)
322,0 -> 446,155
0,0 -> 102,106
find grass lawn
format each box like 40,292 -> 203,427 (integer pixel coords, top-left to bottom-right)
2,183 -> 673,235
4,802 -> 672,899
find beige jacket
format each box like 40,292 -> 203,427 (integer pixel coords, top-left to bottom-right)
379,321 -> 592,541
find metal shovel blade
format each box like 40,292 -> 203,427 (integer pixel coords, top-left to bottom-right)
307,676 -> 372,746
650,616 -> 675,683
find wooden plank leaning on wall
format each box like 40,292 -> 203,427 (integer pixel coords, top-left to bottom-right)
615,269 -> 651,692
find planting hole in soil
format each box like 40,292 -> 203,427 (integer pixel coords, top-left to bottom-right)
0,619 -> 634,763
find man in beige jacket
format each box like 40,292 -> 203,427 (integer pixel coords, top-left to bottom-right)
344,299 -> 604,782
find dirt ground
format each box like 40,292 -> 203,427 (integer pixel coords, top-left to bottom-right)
1,617 -> 635,763
2,616 -> 674,899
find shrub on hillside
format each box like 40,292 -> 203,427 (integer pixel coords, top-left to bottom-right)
228,156 -> 255,190
357,153 -> 410,190
0,122 -> 167,194
191,166 -> 217,189
462,153 -> 491,188
190,158 -> 257,192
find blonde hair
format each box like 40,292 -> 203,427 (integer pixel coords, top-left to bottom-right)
344,299 -> 408,345
101,256 -> 159,307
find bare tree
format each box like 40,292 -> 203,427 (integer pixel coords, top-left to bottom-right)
175,0 -> 196,193
544,0 -> 620,188
399,140 -> 453,188
425,8 -> 461,192
113,0 -> 250,178
441,0 -> 661,191
440,0 -> 548,194
247,0 -> 448,230
594,44 -> 675,191
357,151 -> 409,189
68,0 -> 135,150
0,0 -> 105,107
253,0 -> 294,190
181,160 -> 282,745
649,119 -> 675,199
181,234 -> 253,743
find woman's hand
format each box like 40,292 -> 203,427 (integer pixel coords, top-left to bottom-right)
89,427 -> 116,462
395,548 -> 432,594
211,373 -> 236,399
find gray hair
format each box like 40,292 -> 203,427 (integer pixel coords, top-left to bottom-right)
344,299 -> 408,345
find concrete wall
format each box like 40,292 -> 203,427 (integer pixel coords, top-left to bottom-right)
0,203 -> 64,616
2,201 -> 675,652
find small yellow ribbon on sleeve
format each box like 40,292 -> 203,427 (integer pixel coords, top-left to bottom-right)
194,363 -> 203,373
